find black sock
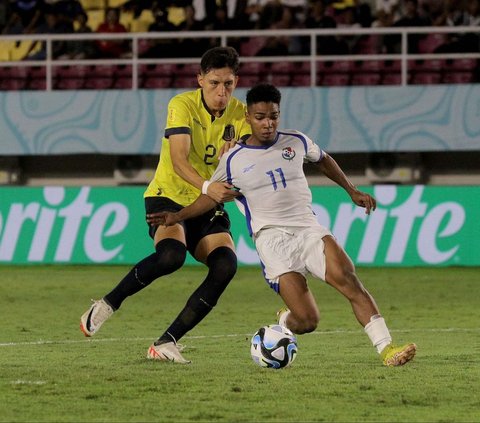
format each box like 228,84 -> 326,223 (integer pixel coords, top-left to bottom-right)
104,239 -> 186,310
156,246 -> 237,344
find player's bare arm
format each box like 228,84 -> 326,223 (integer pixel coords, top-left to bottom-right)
147,194 -> 218,227
317,152 -> 376,214
169,133 -> 240,203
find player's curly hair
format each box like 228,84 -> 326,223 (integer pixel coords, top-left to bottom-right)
246,83 -> 282,106
200,46 -> 240,75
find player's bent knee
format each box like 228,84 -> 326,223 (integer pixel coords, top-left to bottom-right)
153,238 -> 187,275
207,246 -> 238,284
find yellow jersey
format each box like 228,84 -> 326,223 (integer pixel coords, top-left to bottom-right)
144,89 -> 250,206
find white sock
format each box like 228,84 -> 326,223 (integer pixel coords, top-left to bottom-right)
364,315 -> 392,354
278,309 -> 291,329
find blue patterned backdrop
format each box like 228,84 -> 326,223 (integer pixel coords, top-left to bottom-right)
1,85 -> 479,155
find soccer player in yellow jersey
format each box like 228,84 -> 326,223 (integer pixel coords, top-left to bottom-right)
80,46 -> 250,363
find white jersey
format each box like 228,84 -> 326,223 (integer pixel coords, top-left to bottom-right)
211,129 -> 325,237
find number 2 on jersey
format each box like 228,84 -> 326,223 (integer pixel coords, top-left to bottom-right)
266,168 -> 286,190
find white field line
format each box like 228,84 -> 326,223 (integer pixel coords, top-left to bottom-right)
0,327 -> 478,348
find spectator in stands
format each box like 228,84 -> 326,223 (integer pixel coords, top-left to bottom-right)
51,0 -> 84,33
375,0 -> 400,22
176,4 -> 209,56
433,0 -> 478,53
385,0 -> 431,54
57,10 -> 96,59
22,8 -> 72,60
256,5 -> 302,56
95,7 -> 130,58
336,6 -> 363,53
141,3 -> 178,58
0,0 -> 11,33
304,0 -> 349,55
227,0 -> 255,29
2,0 -> 45,34
466,0 -> 480,26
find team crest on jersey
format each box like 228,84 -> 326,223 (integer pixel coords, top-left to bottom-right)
282,147 -> 296,160
223,124 -> 235,141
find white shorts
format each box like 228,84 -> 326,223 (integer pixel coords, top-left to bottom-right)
254,225 -> 333,293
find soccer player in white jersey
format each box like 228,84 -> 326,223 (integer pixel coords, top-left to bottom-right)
148,83 -> 417,366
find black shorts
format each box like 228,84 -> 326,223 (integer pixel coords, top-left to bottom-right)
144,196 -> 232,256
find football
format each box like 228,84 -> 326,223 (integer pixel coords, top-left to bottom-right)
250,324 -> 298,369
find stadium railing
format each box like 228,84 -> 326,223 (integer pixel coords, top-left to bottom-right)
0,26 -> 479,90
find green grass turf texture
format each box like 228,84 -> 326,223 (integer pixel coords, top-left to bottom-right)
0,265 -> 479,423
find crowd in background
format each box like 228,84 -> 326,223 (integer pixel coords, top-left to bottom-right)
0,0 -> 479,60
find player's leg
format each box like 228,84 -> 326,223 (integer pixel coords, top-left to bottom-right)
322,235 -> 379,326
321,235 -> 416,366
152,232 -> 236,346
149,207 -> 237,362
277,272 -> 319,334
80,197 -> 188,337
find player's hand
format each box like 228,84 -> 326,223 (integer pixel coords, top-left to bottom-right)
218,140 -> 238,158
146,211 -> 179,227
350,190 -> 376,215
207,181 -> 240,203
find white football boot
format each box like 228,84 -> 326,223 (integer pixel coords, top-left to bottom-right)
80,298 -> 114,337
147,342 -> 191,364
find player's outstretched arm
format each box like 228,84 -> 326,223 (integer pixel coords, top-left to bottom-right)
317,152 -> 376,215
146,194 -> 218,227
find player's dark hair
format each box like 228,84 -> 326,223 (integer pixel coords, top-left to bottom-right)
246,83 -> 282,106
200,46 -> 240,75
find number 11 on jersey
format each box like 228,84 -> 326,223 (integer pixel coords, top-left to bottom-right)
266,168 -> 286,191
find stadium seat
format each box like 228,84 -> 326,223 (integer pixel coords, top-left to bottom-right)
141,77 -> 172,89
176,63 -> 200,76
269,74 -> 291,87
139,63 -> 177,78
0,78 -> 26,90
381,73 -> 402,85
55,78 -> 85,90
383,60 -> 401,73
239,62 -> 266,75
442,72 -> 474,84
445,59 -> 477,71
320,74 -> 350,86
355,60 -> 384,73
351,73 -> 381,86
54,65 -> 88,79
353,35 -> 381,54
80,0 -> 105,10
90,64 -> 117,77
269,62 -> 293,74
115,64 -> 132,78
86,9 -> 105,31
411,72 -> 442,85
27,77 -> 46,90
290,74 -> 311,87
84,77 -> 114,89
130,10 -> 155,33
295,61 -> 311,75
113,77 -> 133,89
417,33 -> 447,53
236,74 -> 261,88
410,59 -> 445,72
172,76 -> 198,88
319,60 -> 352,74
240,37 -> 267,57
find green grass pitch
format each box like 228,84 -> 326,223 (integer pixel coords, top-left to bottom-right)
0,265 -> 479,422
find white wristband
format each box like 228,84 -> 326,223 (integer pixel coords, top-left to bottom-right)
201,180 -> 211,195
